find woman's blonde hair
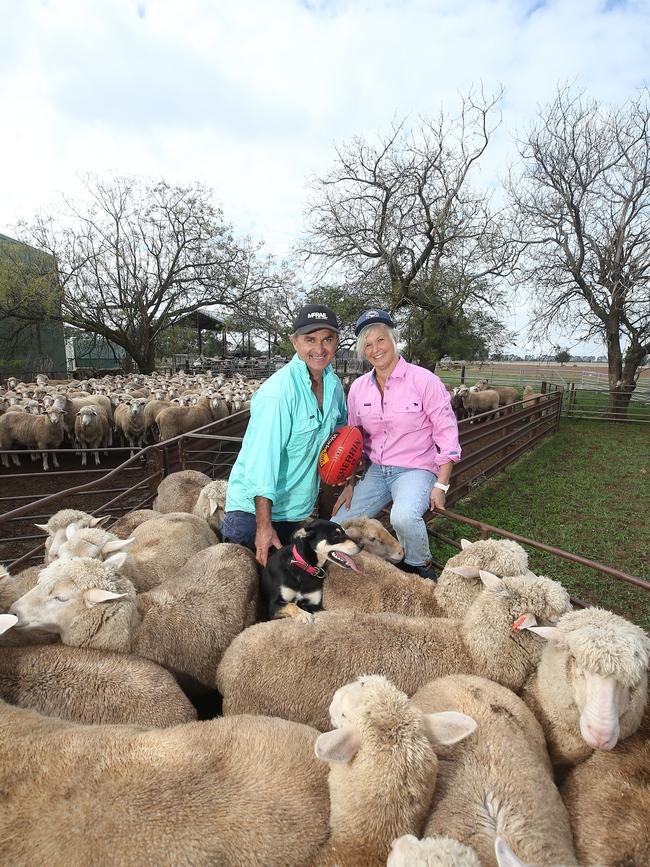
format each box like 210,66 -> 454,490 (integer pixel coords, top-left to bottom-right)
356,323 -> 399,361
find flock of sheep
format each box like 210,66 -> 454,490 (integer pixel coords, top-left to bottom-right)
0,371 -> 258,471
450,380 -> 550,421
0,467 -> 647,866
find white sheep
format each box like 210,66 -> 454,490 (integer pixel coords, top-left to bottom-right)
74,404 -> 111,466
10,543 -> 259,690
413,674 -> 577,867
217,570 -> 572,730
324,535 -> 529,620
114,397 -> 147,455
311,675 -> 476,867
34,508 -> 110,562
152,469 -> 212,512
0,644 -> 197,726
0,407 -> 66,470
0,684 -> 331,864
520,607 -> 649,767
457,386 -> 500,419
388,835 -> 482,867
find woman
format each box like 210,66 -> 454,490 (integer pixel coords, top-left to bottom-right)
331,309 -> 461,580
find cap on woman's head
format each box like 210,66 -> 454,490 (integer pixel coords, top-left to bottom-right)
354,309 -> 395,336
292,304 -> 339,335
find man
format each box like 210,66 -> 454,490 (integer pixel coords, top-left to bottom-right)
222,304 -> 347,566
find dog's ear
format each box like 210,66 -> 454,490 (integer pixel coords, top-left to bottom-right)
292,526 -> 309,541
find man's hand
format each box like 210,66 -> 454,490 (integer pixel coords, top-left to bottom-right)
331,481 -> 355,517
255,523 -> 282,567
430,487 -> 447,512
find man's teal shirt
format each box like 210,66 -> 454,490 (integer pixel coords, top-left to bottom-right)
225,355 -> 348,521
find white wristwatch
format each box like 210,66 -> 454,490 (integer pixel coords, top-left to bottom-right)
434,482 -> 450,493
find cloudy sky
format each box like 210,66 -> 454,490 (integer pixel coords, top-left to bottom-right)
1,0 -> 649,354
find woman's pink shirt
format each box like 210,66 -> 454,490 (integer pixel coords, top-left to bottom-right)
347,356 -> 461,474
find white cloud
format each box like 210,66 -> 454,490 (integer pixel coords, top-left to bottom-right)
1,0 -> 648,352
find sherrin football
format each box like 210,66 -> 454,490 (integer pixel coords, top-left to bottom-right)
318,425 -> 363,486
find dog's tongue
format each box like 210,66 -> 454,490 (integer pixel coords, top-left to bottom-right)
327,551 -> 361,572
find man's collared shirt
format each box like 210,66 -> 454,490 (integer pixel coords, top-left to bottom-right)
226,354 -> 347,521
347,356 -> 461,473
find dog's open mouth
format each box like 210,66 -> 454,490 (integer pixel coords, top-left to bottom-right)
326,551 -> 362,572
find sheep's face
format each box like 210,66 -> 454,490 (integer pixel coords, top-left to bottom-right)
47,409 -> 65,426
77,406 -> 98,428
10,561 -> 127,638
340,517 -> 404,563
531,609 -> 649,751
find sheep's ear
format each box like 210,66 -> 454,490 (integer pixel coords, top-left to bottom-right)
90,516 -> 110,528
83,589 -> 126,608
340,524 -> 361,540
0,613 -> 18,635
102,552 -> 129,572
34,523 -> 49,532
101,538 -> 134,555
494,838 -> 527,867
523,625 -> 563,642
314,726 -> 361,763
446,565 -> 481,579
422,711 -> 477,747
460,538 -> 472,550
209,499 -> 219,516
65,522 -> 80,541
479,570 -> 502,590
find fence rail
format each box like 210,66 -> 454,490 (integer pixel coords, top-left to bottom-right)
562,385 -> 650,423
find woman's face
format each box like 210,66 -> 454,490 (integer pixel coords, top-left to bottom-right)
362,327 -> 396,372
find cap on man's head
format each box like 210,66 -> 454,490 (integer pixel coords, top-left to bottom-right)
354,309 -> 395,336
292,304 -> 339,335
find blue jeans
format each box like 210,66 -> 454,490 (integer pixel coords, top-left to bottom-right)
221,510 -> 301,551
331,464 -> 437,567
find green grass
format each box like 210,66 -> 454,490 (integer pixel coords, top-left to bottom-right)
430,420 -> 650,629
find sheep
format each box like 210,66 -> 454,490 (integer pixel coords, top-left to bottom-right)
435,537 -> 530,619
0,406 -> 65,470
388,835 -> 482,867
114,397 -> 147,455
192,478 -> 228,533
34,508 -> 110,563
156,395 -> 214,441
412,675 -> 577,867
74,404 -> 110,466
216,570 -> 572,730
323,536 -> 529,621
0,564 -> 56,647
56,393 -> 113,445
109,508 -> 160,539
338,516 -> 404,562
520,607 -> 649,768
451,386 -> 470,421
125,512 -> 217,589
0,644 -> 197,726
153,469 -> 212,513
153,471 -> 228,532
560,712 -> 650,867
10,543 -> 259,690
458,386 -> 500,420
0,622 -> 330,866
310,675 -> 476,867
56,525 -> 161,592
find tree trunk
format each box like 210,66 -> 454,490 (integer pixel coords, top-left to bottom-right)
607,335 -> 646,418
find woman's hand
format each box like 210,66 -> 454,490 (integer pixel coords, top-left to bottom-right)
430,487 -> 447,512
332,481 -> 355,517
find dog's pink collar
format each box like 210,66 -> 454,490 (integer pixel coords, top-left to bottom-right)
291,545 -> 321,575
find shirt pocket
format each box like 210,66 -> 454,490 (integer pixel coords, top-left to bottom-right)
288,415 -> 321,453
391,401 -> 427,432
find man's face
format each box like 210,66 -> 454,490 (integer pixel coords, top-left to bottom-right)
291,329 -> 338,376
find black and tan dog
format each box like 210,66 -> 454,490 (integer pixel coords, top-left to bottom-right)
261,519 -> 361,624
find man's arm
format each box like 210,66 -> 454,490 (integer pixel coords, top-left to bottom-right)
254,496 -> 283,567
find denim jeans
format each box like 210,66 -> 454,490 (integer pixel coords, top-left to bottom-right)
331,463 -> 437,567
221,510 -> 301,552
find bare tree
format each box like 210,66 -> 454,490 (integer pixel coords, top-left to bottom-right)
509,87 -> 650,413
302,89 -> 518,318
17,176 -> 271,373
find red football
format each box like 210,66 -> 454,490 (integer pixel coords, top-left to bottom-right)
318,425 -> 363,486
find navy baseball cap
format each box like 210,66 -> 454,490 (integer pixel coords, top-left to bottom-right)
354,309 -> 395,336
292,304 -> 339,335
